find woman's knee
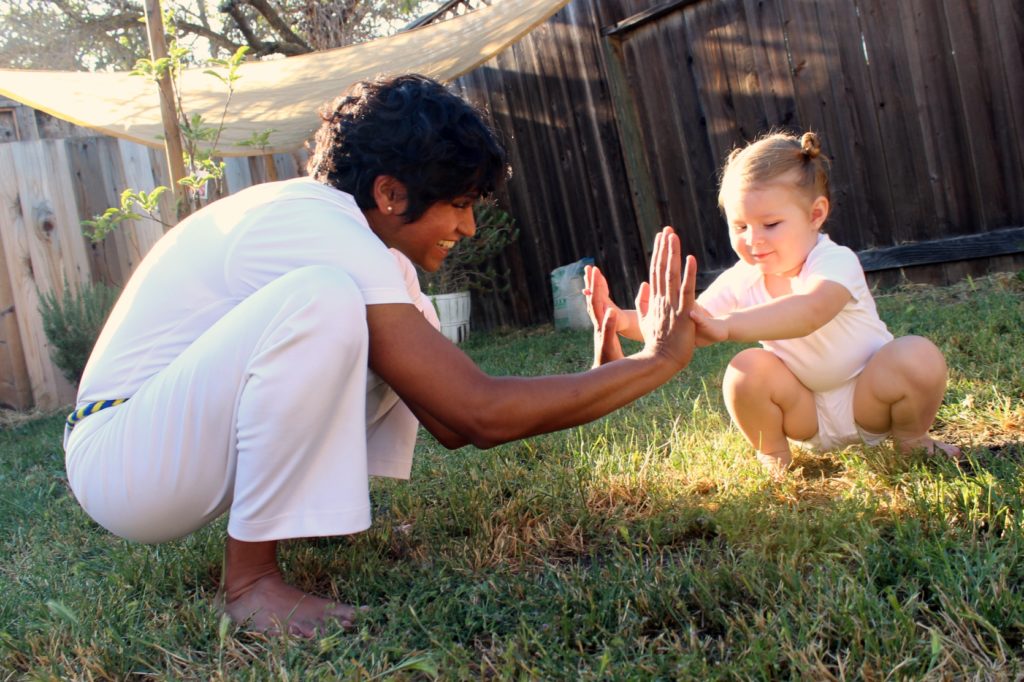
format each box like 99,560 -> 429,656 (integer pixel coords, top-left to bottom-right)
275,266 -> 367,341
284,266 -> 364,314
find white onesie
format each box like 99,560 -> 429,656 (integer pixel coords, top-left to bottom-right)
698,233 -> 893,449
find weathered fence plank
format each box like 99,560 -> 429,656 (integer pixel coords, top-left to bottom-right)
224,156 -> 255,195
0,142 -> 90,408
0,229 -> 32,410
67,137 -> 133,287
990,0 -> 1024,215
117,139 -> 168,274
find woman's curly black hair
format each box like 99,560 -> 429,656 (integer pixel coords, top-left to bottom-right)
307,74 -> 508,222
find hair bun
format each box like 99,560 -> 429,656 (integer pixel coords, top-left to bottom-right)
800,132 -> 821,159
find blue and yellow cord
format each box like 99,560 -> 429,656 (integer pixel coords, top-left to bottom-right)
66,398 -> 128,429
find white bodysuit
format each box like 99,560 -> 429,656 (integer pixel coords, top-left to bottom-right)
65,177 -> 437,543
698,233 -> 893,449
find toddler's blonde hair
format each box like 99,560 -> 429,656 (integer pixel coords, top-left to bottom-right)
718,131 -> 831,209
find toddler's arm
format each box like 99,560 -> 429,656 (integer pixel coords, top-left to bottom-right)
693,279 -> 851,342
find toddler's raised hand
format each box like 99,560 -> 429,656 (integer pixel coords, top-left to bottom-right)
584,265 -> 621,330
584,265 -> 624,366
690,304 -> 728,346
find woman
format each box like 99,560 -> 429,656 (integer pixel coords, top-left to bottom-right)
64,74 -> 697,636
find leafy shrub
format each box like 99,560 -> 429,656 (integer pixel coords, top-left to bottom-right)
38,281 -> 120,385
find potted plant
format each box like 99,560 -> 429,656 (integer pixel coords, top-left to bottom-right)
419,199 -> 518,343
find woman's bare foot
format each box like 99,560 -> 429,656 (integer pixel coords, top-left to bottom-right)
222,536 -> 362,637
224,573 -> 360,637
897,435 -> 962,460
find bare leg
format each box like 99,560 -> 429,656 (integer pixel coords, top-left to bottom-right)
853,336 -> 960,458
222,536 -> 362,637
723,348 -> 818,474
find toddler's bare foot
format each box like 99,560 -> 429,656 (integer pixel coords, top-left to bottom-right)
224,573 -> 362,638
755,450 -> 792,477
897,435 -> 962,460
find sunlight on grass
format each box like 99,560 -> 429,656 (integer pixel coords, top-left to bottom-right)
1,274 -> 1022,678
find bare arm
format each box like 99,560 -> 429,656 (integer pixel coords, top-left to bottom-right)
369,227 -> 697,449
703,279 -> 851,342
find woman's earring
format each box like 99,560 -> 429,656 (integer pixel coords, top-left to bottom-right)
386,206 -> 394,214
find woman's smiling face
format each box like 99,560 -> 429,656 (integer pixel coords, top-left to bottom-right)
390,194 -> 479,272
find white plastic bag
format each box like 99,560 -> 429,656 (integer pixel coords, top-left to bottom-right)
550,257 -> 594,330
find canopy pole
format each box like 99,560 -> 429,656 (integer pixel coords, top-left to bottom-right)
143,0 -> 189,220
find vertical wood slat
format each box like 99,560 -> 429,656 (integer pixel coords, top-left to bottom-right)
13,106 -> 40,141
0,229 -> 32,410
990,0 -> 1024,213
945,0 -> 1023,224
853,0 -> 935,244
814,0 -> 899,248
557,0 -> 648,305
939,0 -> 1001,229
0,141 -> 92,409
461,62 -> 553,326
224,156 -> 255,194
492,30 -> 570,318
67,137 -> 131,287
684,0 -> 765,258
897,0 -> 975,235
620,12 -> 705,260
600,35 -> 662,260
117,139 -> 168,275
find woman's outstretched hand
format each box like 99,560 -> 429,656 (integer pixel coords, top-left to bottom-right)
585,264 -> 625,367
636,226 -> 697,370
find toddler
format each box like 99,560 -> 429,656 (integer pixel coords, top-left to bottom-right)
586,131 -> 959,473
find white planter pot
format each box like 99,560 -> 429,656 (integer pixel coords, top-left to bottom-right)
428,291 -> 471,344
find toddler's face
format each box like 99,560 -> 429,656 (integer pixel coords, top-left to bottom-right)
721,180 -> 828,278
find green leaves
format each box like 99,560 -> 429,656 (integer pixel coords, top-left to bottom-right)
204,45 -> 250,86
238,128 -> 278,151
37,279 -> 121,385
82,187 -> 169,242
88,40 -> 265,237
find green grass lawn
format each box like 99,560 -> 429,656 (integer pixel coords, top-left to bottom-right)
2,273 -> 1023,680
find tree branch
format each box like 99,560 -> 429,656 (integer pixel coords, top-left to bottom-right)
174,19 -> 244,54
218,0 -> 264,50
242,0 -> 312,53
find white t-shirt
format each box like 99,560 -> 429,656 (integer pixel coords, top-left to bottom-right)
697,233 -> 893,393
77,177 -> 412,406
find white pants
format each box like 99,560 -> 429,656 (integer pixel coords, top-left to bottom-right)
65,266 -> 418,544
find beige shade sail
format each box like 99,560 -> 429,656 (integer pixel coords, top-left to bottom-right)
0,0 -> 569,156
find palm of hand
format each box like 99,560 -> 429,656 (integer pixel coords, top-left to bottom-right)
585,265 -> 624,366
636,230 -> 697,369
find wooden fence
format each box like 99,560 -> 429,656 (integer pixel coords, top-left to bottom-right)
2,0 -> 1023,409
456,0 -> 1024,329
